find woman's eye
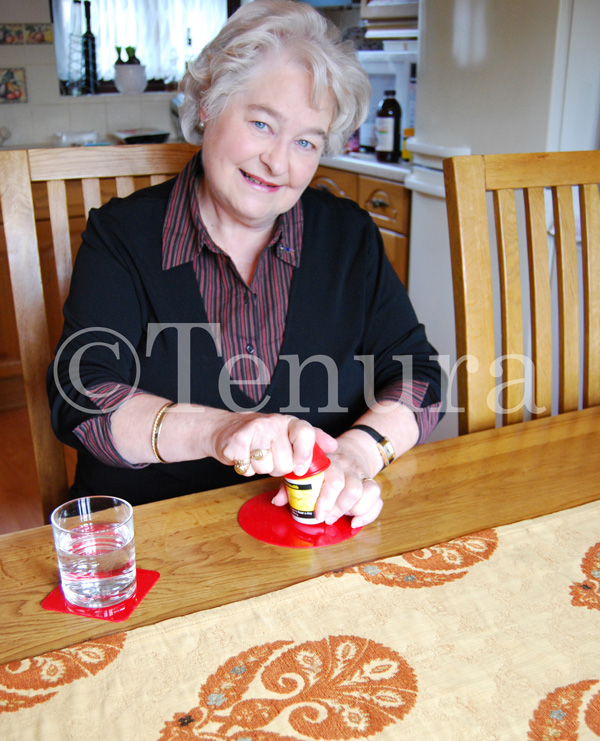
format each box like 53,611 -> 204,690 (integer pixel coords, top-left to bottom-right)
253,121 -> 269,131
297,139 -> 315,150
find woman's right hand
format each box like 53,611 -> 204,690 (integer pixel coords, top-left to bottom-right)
110,395 -> 336,474
207,409 -> 337,478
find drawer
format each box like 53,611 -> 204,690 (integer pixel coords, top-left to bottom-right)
310,166 -> 358,202
359,176 -> 410,234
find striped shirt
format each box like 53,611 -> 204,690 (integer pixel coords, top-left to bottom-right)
74,152 -> 441,466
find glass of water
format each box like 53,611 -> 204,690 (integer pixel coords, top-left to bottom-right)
51,496 -> 136,609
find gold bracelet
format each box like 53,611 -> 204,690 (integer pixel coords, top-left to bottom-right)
151,402 -> 176,464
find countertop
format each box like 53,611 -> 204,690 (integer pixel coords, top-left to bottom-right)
320,152 -> 411,182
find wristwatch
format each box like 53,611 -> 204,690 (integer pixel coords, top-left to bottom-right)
351,425 -> 395,468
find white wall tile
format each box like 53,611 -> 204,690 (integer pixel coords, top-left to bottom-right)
139,94 -> 176,136
23,43 -> 56,67
67,100 -> 108,139
0,46 -> 26,67
0,103 -> 33,146
24,62 -> 61,104
105,97 -> 144,134
31,104 -> 70,145
1,1 -> 50,24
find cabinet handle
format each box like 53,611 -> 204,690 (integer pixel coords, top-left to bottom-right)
367,197 -> 389,209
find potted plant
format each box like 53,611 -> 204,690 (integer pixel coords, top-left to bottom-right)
114,46 -> 147,94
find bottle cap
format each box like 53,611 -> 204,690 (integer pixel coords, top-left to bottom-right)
384,89 -> 396,96
284,443 -> 331,480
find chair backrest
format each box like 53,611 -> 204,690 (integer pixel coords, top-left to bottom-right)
443,151 -> 600,435
0,143 -> 198,521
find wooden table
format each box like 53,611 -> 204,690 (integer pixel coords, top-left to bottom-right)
1,407 -> 598,665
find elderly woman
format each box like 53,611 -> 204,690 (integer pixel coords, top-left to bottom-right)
48,0 -> 443,528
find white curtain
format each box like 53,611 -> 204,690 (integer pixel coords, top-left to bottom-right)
53,0 -> 227,83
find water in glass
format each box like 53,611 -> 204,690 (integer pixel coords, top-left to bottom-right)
52,497 -> 136,609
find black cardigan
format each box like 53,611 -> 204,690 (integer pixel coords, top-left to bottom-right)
48,179 -> 442,505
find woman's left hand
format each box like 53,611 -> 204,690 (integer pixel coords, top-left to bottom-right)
271,435 -> 384,529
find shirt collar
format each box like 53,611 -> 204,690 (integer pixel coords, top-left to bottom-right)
162,151 -> 303,270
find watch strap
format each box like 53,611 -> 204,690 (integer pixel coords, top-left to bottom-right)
351,425 -> 395,467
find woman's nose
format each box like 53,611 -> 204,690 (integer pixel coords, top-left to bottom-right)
260,138 -> 287,175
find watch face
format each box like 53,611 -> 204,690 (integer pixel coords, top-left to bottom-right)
380,439 -> 395,465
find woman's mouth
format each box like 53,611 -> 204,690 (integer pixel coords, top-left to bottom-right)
241,170 -> 279,189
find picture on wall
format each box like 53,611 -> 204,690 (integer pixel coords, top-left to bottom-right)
0,68 -> 27,103
0,24 -> 25,45
24,24 -> 53,44
0,23 -> 53,45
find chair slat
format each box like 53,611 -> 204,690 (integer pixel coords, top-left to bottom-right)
523,186 -> 553,418
493,188 -> 524,424
0,151 -> 69,520
552,185 -> 580,413
47,179 -> 73,308
485,151 -> 600,190
81,177 -> 102,217
115,175 -> 135,198
28,143 -> 199,181
580,182 -> 600,407
150,174 -> 168,186
444,155 -> 496,434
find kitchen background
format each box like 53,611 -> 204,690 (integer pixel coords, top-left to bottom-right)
0,0 -> 363,148
1,0 -> 599,441
0,0 -> 183,146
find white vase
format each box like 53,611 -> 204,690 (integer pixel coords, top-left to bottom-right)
114,65 -> 147,95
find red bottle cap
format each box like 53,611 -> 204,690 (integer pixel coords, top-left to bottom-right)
284,443 -> 331,480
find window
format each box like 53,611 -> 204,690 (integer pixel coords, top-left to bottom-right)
51,0 -> 228,90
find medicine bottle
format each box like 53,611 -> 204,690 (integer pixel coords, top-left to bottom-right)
284,444 -> 331,524
375,90 -> 401,163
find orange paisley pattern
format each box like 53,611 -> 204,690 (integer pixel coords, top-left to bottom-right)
328,529 -> 498,588
159,635 -> 418,739
0,633 -> 126,713
570,541 -> 600,611
528,680 -> 600,740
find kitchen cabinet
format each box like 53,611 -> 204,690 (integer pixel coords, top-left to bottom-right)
311,165 -> 410,286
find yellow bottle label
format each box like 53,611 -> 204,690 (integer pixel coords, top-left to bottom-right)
285,472 -> 325,521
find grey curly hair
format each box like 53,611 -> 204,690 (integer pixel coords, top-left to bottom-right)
178,0 -> 370,157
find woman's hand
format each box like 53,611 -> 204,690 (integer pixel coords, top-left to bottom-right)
271,434 -> 384,529
208,409 -> 337,478
110,396 -> 336,471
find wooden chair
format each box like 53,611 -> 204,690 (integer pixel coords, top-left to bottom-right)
443,151 -> 600,435
0,143 -> 198,521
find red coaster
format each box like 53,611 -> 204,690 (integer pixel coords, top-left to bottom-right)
238,491 -> 362,548
41,568 -> 160,622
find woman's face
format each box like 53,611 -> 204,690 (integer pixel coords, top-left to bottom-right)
199,53 -> 334,232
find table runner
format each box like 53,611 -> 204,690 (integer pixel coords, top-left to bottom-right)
1,499 -> 599,740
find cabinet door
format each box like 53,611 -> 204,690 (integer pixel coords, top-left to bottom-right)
310,166 -> 358,202
379,228 -> 409,287
359,176 -> 410,235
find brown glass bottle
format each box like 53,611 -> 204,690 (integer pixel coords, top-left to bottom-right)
81,0 -> 98,95
375,90 -> 401,163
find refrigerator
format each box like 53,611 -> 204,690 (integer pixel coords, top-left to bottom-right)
404,0 -> 600,440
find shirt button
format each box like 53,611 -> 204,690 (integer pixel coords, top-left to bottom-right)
246,344 -> 255,354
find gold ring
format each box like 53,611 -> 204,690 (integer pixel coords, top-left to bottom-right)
233,459 -> 251,475
250,448 -> 270,461
362,477 -> 377,483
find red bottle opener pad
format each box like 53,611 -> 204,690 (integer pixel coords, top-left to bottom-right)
238,490 -> 362,548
